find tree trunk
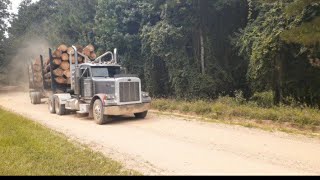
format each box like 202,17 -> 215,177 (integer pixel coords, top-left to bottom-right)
198,0 -> 208,75
273,53 -> 282,106
200,28 -> 205,75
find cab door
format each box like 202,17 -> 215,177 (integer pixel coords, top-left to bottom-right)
80,66 -> 93,98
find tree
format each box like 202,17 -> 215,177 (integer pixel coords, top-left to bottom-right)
0,0 -> 10,83
235,0 -> 320,106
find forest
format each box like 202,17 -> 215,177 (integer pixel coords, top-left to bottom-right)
0,0 -> 319,107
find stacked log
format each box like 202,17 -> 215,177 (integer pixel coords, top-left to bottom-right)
42,44 -> 95,86
30,57 -> 44,89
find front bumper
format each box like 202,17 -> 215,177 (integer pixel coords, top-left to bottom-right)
104,103 -> 151,116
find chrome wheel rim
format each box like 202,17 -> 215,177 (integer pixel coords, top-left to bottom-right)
55,100 -> 59,113
49,99 -> 52,111
94,103 -> 102,121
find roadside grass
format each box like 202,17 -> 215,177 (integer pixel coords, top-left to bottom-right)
151,97 -> 320,133
0,108 -> 138,176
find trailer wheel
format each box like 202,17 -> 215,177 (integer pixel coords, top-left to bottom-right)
134,111 -> 148,119
48,96 -> 56,114
54,96 -> 66,116
30,92 -> 41,105
93,99 -> 112,125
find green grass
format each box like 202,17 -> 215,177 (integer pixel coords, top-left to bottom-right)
151,97 -> 320,129
0,108 -> 138,176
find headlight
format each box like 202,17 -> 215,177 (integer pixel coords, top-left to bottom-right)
142,92 -> 149,97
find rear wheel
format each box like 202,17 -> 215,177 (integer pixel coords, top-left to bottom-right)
134,111 -> 148,119
93,99 -> 112,125
54,96 -> 66,116
48,96 -> 56,114
30,92 -> 41,105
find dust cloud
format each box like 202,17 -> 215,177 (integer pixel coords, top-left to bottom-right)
2,38 -> 50,89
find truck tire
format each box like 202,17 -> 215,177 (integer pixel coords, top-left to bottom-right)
134,111 -> 148,119
93,99 -> 112,125
48,96 -> 56,114
54,96 -> 66,116
35,92 -> 41,104
30,92 -> 41,105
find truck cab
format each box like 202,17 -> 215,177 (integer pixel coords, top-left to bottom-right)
79,63 -> 151,122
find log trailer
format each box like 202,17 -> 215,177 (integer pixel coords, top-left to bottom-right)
28,46 -> 151,125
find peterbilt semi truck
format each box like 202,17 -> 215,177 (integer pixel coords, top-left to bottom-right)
28,46 -> 151,125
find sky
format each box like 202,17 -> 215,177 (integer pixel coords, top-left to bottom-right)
5,0 -> 38,37
8,0 -> 23,14
8,0 -> 39,14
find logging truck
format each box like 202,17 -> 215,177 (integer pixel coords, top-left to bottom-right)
28,45 -> 151,125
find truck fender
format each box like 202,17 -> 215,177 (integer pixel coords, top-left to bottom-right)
89,94 -> 106,119
54,94 -> 72,105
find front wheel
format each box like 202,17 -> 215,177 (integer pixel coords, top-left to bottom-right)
134,111 -> 148,119
93,99 -> 112,125
48,96 -> 56,114
54,96 -> 66,116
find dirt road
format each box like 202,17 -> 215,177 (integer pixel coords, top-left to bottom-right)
1,92 -> 320,175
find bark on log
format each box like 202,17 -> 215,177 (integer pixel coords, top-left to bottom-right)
45,57 -> 50,65
71,55 -> 84,64
78,56 -> 84,63
45,72 -> 52,79
58,44 -> 68,52
76,45 -> 83,53
34,58 -> 41,66
63,70 -> 71,78
53,50 -> 62,58
60,61 -> 70,70
34,81 -> 43,88
53,68 -> 64,77
90,52 -> 97,59
61,53 -> 69,61
44,64 -> 51,73
33,65 -> 42,72
34,74 -> 43,83
67,78 -> 71,85
45,79 -> 52,84
71,55 -> 76,64
55,77 -> 67,84
53,58 -> 62,66
83,48 -> 91,57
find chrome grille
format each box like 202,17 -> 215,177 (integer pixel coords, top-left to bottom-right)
119,82 -> 140,102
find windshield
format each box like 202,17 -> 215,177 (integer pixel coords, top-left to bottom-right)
91,67 -> 121,78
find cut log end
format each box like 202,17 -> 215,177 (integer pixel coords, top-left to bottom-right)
85,44 -> 95,52
67,47 -> 75,55
60,61 -> 70,70
58,44 -> 68,52
61,53 -> 69,61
